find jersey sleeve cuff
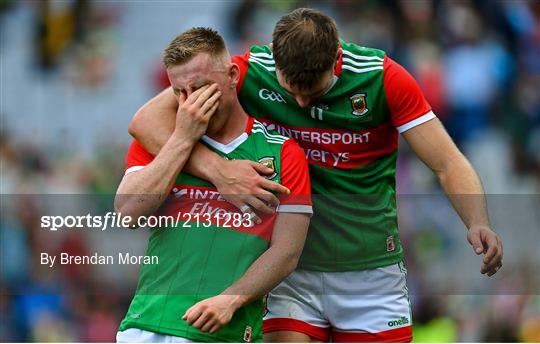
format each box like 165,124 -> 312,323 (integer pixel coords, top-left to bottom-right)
396,111 -> 436,133
124,166 -> 145,176
276,204 -> 313,216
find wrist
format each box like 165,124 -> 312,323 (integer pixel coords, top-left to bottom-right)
229,294 -> 249,310
205,154 -> 227,184
468,223 -> 491,230
170,130 -> 197,147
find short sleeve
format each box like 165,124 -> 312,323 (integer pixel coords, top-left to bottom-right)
124,140 -> 154,176
383,56 -> 435,133
231,50 -> 250,93
277,139 -> 312,215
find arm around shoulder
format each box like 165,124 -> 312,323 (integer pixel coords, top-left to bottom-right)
129,87 -> 178,155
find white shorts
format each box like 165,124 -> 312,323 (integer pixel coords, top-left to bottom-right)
117,328 -> 195,343
263,262 -> 412,342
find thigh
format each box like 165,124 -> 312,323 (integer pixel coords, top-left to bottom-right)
324,262 -> 413,342
263,330 -> 315,343
263,269 -> 331,342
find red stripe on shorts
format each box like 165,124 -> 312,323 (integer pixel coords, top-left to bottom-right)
263,318 -> 330,342
332,325 -> 412,343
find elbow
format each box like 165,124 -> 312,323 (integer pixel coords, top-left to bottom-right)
114,195 -> 139,229
128,107 -> 147,140
283,251 -> 301,276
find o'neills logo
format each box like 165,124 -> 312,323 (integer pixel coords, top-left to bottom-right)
350,93 -> 368,116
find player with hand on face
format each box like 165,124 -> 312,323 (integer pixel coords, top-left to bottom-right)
128,8 -> 503,343
115,27 -> 312,343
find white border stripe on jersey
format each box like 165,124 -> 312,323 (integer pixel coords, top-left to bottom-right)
342,58 -> 383,68
125,166 -> 145,176
253,122 -> 288,139
201,133 -> 249,154
253,123 -> 289,141
396,111 -> 436,133
342,49 -> 384,61
249,55 -> 275,65
253,122 -> 287,139
250,51 -> 274,59
341,65 -> 384,73
277,204 -> 313,215
251,129 -> 288,144
251,131 -> 288,144
249,59 -> 276,71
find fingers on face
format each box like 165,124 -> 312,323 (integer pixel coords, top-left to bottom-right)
185,84 -> 210,104
192,83 -> 219,107
178,90 -> 187,104
205,101 -> 220,119
200,91 -> 221,115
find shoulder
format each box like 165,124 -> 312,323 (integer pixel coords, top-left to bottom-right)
339,40 -> 385,75
251,119 -> 290,145
246,45 -> 276,74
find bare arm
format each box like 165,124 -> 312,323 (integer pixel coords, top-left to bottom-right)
115,85 -> 221,225
115,135 -> 195,226
183,212 -> 310,333
402,118 -> 503,276
129,87 -> 225,182
129,86 -> 290,217
129,87 -> 176,155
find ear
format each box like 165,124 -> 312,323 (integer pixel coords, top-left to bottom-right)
228,62 -> 240,89
331,49 -> 340,70
269,42 -> 273,51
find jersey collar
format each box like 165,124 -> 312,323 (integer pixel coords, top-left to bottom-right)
321,43 -> 342,96
200,116 -> 254,154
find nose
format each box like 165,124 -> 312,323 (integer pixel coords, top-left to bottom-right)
295,96 -> 312,108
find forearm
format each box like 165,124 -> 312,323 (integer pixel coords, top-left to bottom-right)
129,87 -> 177,155
223,245 -> 300,308
224,248 -> 299,306
219,209 -> 311,308
183,142 -> 224,181
115,133 -> 195,220
437,157 -> 489,229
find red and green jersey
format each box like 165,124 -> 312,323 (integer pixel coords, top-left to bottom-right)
231,41 -> 434,271
118,117 -> 312,342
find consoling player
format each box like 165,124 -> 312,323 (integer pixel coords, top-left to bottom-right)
115,27 -> 312,343
128,8 -> 503,343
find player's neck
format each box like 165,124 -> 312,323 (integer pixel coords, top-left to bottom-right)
205,101 -> 248,144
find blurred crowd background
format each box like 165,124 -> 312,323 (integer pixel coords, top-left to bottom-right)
1,0 -> 539,342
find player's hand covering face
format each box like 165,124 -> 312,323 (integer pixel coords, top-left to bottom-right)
173,83 -> 221,142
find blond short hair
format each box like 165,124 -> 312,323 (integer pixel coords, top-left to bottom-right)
163,27 -> 227,68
